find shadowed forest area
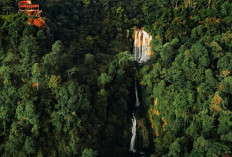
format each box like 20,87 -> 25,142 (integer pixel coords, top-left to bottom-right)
0,0 -> 232,157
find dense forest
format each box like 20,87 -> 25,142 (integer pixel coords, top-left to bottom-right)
0,0 -> 232,157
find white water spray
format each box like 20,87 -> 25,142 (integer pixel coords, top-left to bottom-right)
133,29 -> 152,63
129,114 -> 137,153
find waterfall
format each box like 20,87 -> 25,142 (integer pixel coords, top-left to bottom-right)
129,114 -> 137,153
133,29 -> 152,63
129,83 -> 139,153
135,82 -> 140,107
129,27 -> 152,154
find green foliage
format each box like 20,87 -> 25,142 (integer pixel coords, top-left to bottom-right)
23,137 -> 36,155
42,40 -> 66,74
168,138 -> 182,157
98,73 -> 112,86
160,38 -> 179,64
1,0 -> 232,157
19,35 -> 39,74
138,1 -> 232,156
81,148 -> 97,157
221,77 -> 232,94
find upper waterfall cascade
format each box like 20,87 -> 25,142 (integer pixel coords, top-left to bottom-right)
133,29 -> 153,63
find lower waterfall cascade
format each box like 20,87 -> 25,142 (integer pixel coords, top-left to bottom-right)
129,114 -> 137,153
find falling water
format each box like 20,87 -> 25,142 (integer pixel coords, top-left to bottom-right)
135,82 -> 140,107
129,27 -> 152,154
129,114 -> 137,153
133,29 -> 152,63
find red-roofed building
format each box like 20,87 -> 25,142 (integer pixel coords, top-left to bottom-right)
18,0 -> 46,28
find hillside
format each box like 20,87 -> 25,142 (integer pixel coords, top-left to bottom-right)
0,0 -> 232,157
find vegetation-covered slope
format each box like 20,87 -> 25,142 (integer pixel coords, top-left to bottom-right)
0,0 -> 232,157
139,1 -> 232,156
